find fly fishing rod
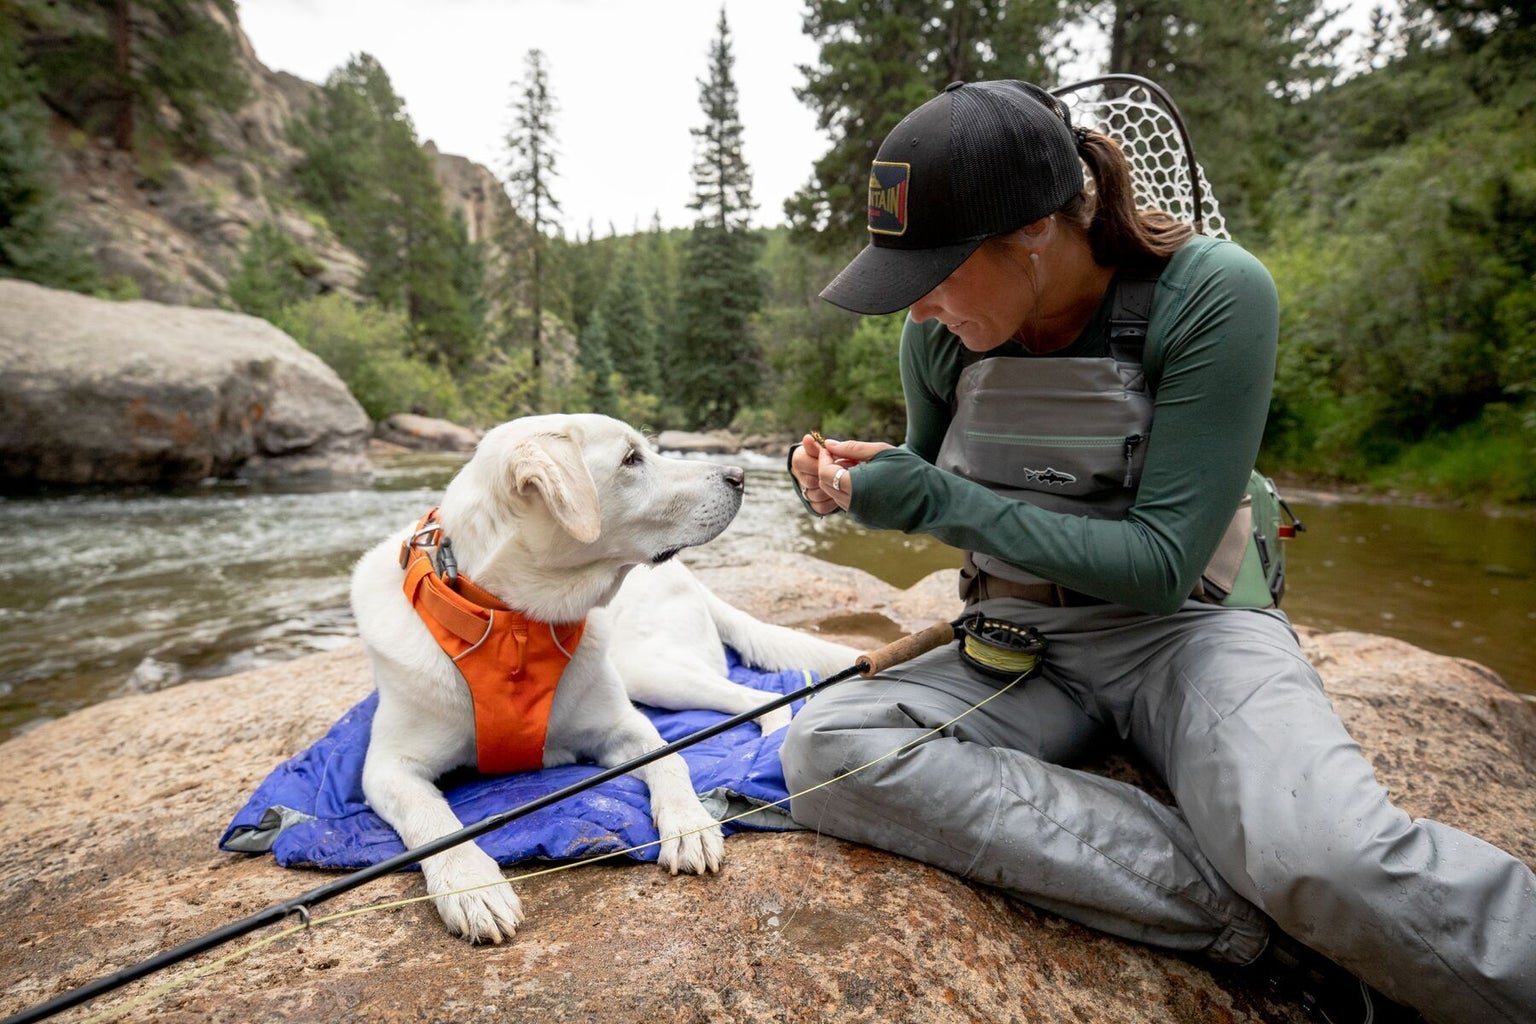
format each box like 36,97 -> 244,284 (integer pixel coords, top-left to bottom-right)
5,613 -> 1044,1024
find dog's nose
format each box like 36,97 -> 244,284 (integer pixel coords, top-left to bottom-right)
723,466 -> 745,492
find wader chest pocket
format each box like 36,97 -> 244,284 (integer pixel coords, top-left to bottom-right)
959,429 -> 1148,495
938,353 -> 1156,516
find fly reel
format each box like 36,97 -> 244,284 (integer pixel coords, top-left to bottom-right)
955,613 -> 1047,680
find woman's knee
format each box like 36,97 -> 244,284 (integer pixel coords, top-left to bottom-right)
780,705 -> 831,789
781,689 -> 920,794
1243,808 -> 1420,938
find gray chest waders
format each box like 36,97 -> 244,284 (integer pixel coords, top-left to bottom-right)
934,271 -> 1298,609
936,276 -> 1158,591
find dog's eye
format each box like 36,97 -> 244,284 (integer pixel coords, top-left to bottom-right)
621,446 -> 644,468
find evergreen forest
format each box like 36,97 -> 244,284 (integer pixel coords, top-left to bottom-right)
2,0 -> 1533,503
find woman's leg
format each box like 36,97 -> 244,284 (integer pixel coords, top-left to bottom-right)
780,640 -> 1270,961
1130,605 -> 1536,1024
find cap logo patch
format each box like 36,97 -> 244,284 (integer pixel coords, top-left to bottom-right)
867,161 -> 909,236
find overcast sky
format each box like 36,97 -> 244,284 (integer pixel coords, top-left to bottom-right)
238,1 -> 1387,238
238,0 -> 826,236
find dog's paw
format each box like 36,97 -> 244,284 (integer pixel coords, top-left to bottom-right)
423,847 -> 524,944
653,798 -> 725,876
755,704 -> 793,735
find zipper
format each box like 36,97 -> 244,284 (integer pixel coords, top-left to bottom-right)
966,431 -> 1130,448
1122,432 -> 1145,487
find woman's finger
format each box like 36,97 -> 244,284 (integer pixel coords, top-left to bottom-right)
817,445 -> 852,507
822,438 -> 891,463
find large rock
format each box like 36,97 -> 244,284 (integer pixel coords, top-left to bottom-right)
375,413 -> 481,453
0,280 -> 370,487
426,141 -> 517,250
656,429 -> 742,455
0,554 -> 1531,1023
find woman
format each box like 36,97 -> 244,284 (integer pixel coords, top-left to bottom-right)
780,79 -> 1534,1024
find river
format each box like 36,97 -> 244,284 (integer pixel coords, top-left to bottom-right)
1,451 -> 1532,738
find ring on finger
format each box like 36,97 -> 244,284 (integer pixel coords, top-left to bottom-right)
832,467 -> 846,492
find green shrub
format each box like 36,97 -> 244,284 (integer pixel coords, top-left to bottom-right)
229,224 -> 315,321
273,294 -> 461,422
1372,402 -> 1536,503
822,313 -> 907,441
729,406 -> 782,437
609,380 -> 661,432
1260,103 -> 1536,484
456,352 -> 539,428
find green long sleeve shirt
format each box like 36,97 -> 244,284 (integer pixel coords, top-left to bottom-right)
844,234 -> 1279,615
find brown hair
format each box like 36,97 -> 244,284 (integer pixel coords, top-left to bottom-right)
1058,130 -> 1194,270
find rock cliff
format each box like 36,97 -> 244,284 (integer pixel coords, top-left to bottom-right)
40,8 -> 513,309
1,553 -> 1531,1023
425,142 -> 512,250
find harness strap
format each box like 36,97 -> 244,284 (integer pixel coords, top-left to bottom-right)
1107,272 -> 1158,369
953,267 -> 1164,380
400,509 -> 585,774
403,554 -> 499,648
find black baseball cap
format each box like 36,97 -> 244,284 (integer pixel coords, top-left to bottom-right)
819,80 -> 1084,316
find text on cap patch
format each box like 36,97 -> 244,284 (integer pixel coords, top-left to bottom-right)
867,161 -> 910,236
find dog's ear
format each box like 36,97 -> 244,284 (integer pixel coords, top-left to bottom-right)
508,431 -> 602,543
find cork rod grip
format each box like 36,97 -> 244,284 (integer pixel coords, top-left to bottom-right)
855,620 -> 959,677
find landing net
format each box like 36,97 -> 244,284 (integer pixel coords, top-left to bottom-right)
1052,75 -> 1230,241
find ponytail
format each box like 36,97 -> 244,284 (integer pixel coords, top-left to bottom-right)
1061,129 -> 1194,269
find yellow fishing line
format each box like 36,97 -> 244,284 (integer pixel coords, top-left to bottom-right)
79,926 -> 305,1024
77,667 -> 1030,1023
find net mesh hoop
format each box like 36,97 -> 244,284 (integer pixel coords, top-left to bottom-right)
1051,75 -> 1230,241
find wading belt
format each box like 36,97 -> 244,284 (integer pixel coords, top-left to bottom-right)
400,509 -> 586,775
958,552 -> 1108,607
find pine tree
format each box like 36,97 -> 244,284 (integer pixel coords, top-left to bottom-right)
1103,0 -> 1339,238
504,48 -> 563,408
789,0 -> 1067,255
290,54 -> 482,371
674,8 -> 765,429
577,307 -> 619,415
227,223 -> 315,320
447,211 -> 490,342
0,19 -> 98,290
564,221 -> 612,339
641,212 -> 681,326
594,251 -> 661,397
639,214 -> 681,384
19,0 -> 248,156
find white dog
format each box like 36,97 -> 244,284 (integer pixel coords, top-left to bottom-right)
350,413 -> 856,943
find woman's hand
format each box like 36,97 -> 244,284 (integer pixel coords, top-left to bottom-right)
790,433 -> 892,514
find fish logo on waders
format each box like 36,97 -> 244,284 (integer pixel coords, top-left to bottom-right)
1023,467 -> 1076,486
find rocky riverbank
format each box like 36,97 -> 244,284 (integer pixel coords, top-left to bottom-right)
1,553 -> 1532,1023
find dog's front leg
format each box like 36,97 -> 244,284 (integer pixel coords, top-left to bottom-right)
549,631 -> 725,877
635,744 -> 727,876
587,708 -> 726,877
362,715 -> 524,944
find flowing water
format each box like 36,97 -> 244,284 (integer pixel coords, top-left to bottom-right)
2,452 -> 1531,738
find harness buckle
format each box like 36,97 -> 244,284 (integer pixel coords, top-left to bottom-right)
434,538 -> 460,587
398,520 -> 445,569
1107,317 -> 1148,342
397,510 -> 460,588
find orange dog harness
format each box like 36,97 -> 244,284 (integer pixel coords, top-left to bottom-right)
399,509 -> 586,774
